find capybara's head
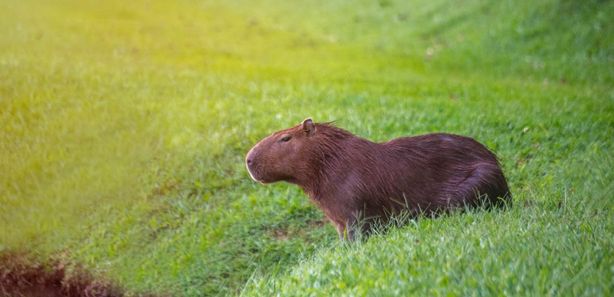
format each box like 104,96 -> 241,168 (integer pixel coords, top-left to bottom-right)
246,118 -> 317,184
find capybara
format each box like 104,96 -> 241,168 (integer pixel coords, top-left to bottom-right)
246,118 -> 511,240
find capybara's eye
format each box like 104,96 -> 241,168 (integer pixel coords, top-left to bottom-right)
280,135 -> 292,142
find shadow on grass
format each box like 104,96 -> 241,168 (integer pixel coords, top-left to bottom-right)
353,197 -> 516,242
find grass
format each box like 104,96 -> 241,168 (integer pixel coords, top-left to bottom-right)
1,0 -> 613,296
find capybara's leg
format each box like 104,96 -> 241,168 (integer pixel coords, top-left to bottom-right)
335,223 -> 344,241
335,221 -> 359,241
345,216 -> 362,242
457,164 -> 511,208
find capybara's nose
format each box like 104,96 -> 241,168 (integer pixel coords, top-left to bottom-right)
246,157 -> 253,166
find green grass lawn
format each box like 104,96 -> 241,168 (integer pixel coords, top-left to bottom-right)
1,0 -> 613,296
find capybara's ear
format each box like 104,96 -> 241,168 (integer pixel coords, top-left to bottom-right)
302,118 -> 316,136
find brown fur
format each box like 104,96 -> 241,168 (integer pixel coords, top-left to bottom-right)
246,119 -> 511,240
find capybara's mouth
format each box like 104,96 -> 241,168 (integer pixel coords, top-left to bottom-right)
246,165 -> 276,184
246,163 -> 264,183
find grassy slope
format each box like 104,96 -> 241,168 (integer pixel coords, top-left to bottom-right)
0,0 -> 612,296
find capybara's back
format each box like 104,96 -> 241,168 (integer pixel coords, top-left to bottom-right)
373,133 -> 511,214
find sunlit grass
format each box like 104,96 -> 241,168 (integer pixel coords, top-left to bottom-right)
1,0 -> 612,296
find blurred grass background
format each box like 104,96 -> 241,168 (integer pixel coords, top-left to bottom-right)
1,0 -> 612,296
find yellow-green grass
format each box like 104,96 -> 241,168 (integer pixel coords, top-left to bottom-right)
1,0 -> 612,296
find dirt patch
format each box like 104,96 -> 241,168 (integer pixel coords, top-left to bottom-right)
306,218 -> 327,228
0,251 -> 158,297
270,228 -> 289,241
269,218 -> 329,241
